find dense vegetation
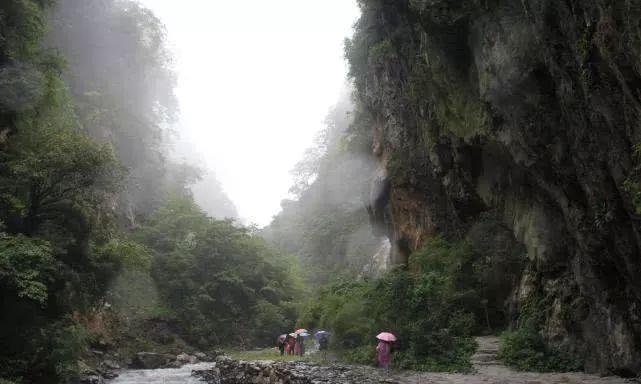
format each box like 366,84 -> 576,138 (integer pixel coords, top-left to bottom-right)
137,197 -> 301,348
0,1 -> 124,381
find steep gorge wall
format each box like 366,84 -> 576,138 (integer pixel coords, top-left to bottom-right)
350,0 -> 641,375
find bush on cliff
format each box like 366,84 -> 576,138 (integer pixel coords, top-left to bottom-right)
498,328 -> 582,372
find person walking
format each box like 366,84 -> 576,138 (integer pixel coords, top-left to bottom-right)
376,340 -> 391,370
285,333 -> 296,355
294,335 -> 305,356
375,332 -> 396,371
317,332 -> 329,360
277,334 -> 287,356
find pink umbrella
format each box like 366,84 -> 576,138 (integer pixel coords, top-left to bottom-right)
376,332 -> 397,342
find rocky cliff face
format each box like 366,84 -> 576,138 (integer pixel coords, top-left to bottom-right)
349,0 -> 641,375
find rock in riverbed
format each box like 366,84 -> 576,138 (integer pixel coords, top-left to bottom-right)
130,352 -> 175,369
192,356 -> 395,384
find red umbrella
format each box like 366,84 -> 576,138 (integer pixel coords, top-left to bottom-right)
376,332 -> 397,342
295,328 -> 309,334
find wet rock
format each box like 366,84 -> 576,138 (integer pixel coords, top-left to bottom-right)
193,356 -> 391,384
100,359 -> 120,370
130,352 -> 175,369
78,360 -> 96,376
177,352 -> 199,364
195,352 -> 210,361
78,375 -> 105,384
101,371 -> 118,380
165,360 -> 183,368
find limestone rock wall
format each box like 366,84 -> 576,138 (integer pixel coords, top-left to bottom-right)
349,0 -> 641,375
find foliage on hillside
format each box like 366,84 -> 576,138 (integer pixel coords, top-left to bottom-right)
264,96 -> 381,287
136,197 -> 302,348
0,2 -> 129,382
46,0 -> 179,222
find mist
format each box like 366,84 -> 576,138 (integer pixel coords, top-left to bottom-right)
136,0 -> 361,226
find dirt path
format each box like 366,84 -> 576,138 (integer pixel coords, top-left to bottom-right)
388,337 -> 634,384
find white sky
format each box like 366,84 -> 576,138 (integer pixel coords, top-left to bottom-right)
137,0 -> 360,226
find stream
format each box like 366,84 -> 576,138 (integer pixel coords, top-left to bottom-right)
108,363 -> 213,384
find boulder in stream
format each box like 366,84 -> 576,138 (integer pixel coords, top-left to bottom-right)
130,352 -> 175,369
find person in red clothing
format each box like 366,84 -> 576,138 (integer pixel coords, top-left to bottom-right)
285,334 -> 296,355
376,340 -> 391,370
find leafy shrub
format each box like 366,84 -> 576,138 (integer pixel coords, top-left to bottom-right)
0,234 -> 55,303
95,239 -> 152,272
498,328 -> 583,372
393,336 -> 476,372
47,324 -> 90,381
341,345 -> 376,366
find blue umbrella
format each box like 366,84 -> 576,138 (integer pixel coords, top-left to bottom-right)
315,330 -> 330,340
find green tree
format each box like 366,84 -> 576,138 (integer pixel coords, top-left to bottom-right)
138,197 -> 301,348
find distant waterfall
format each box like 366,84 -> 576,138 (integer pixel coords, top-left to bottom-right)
362,237 -> 391,276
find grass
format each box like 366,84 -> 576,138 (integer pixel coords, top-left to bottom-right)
225,348 -> 331,365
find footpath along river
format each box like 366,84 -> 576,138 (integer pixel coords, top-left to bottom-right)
107,338 -> 636,384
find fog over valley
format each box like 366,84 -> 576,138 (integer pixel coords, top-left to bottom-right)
137,0 -> 360,225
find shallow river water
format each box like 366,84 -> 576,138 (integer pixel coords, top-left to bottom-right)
108,363 -> 213,384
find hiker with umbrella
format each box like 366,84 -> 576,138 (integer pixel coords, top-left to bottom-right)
285,333 -> 297,355
294,328 -> 309,356
376,332 -> 396,370
315,330 -> 330,360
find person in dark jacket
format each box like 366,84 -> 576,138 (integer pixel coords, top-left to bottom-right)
276,334 -> 287,356
318,334 -> 329,360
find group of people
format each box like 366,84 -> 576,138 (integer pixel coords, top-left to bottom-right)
275,329 -> 396,370
275,329 -> 330,358
279,332 -> 305,356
